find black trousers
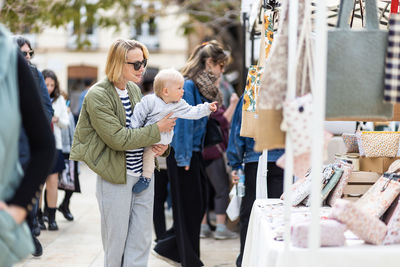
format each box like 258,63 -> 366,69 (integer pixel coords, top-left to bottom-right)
236,161 -> 284,267
153,168 -> 169,242
154,149 -> 206,267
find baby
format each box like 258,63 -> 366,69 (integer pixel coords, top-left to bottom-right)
130,68 -> 217,193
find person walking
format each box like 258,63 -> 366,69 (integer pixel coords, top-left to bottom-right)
70,38 -> 175,267
42,69 -> 70,231
153,40 -> 229,267
58,91 -> 81,221
227,95 -> 284,267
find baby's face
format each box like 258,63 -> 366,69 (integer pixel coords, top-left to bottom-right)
166,80 -> 184,102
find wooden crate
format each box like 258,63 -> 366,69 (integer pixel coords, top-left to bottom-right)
342,171 -> 380,201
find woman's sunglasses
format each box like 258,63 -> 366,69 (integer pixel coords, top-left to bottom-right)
126,59 -> 147,71
22,50 -> 34,57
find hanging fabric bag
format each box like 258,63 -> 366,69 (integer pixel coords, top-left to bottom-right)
325,0 -> 393,121
240,8 -> 272,138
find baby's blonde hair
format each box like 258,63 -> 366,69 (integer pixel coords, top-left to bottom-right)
153,68 -> 184,97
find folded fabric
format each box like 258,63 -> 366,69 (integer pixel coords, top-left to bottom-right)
321,167 -> 344,201
327,163 -> 352,206
280,176 -> 311,206
304,164 -> 338,207
383,199 -> 400,245
342,133 -> 359,153
330,199 -> 387,245
355,173 -> 400,218
291,219 -> 346,248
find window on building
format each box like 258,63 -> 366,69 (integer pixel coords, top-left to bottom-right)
130,1 -> 160,51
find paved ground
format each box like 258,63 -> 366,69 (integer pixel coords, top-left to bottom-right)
15,164 -> 239,267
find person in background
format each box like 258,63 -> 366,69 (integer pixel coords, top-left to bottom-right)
59,91 -> 81,221
227,95 -> 284,267
41,69 -> 70,231
77,78 -> 93,119
14,35 -> 54,257
200,91 -> 239,240
70,39 -> 174,266
153,40 -> 229,267
0,25 -> 55,264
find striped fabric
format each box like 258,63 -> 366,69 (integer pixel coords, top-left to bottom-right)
384,8 -> 400,103
116,88 -> 143,175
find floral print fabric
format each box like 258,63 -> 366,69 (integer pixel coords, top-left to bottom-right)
330,199 -> 387,245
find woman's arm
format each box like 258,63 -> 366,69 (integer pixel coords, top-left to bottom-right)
222,93 -> 239,124
85,89 -> 162,151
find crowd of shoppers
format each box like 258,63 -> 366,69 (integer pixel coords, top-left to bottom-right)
1,14 -> 284,265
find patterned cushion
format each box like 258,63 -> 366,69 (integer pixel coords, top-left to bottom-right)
330,199 -> 387,245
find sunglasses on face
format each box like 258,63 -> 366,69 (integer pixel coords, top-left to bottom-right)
126,59 -> 147,71
22,50 -> 34,57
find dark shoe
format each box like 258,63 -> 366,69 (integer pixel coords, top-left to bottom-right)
32,224 -> 41,237
48,220 -> 58,231
151,250 -> 180,266
42,208 -> 49,223
32,236 -> 43,257
37,210 -> 46,230
58,205 -> 74,221
47,208 -> 58,231
132,176 -> 151,193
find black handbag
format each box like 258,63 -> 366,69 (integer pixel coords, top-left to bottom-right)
204,117 -> 223,148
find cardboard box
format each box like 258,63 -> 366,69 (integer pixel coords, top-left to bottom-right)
359,157 -> 400,173
348,171 -> 381,183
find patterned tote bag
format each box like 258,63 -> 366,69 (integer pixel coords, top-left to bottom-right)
240,8 -> 273,138
384,0 -> 400,103
255,0 -> 313,151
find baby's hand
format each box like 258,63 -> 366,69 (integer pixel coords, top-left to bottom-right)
209,101 -> 218,112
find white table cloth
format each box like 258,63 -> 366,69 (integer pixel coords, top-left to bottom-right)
242,199 -> 400,267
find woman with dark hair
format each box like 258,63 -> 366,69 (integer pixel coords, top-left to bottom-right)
41,69 -> 70,231
153,40 -> 229,267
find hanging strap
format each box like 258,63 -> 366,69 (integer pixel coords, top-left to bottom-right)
392,0 -> 399,14
338,0 -> 379,30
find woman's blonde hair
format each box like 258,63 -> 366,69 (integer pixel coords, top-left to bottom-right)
153,68 -> 184,97
181,40 -> 229,79
105,39 -> 149,83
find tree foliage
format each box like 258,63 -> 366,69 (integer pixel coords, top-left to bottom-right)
1,0 -> 243,87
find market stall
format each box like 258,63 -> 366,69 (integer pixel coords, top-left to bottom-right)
238,0 -> 400,266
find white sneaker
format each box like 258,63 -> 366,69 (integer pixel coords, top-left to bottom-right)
214,227 -> 239,240
200,224 -> 212,238
151,249 -> 181,266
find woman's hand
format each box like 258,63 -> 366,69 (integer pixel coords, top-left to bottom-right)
52,116 -> 59,123
184,166 -> 190,171
230,93 -> 239,107
152,144 -> 168,156
231,170 -> 239,184
157,113 -> 176,133
0,202 -> 27,224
